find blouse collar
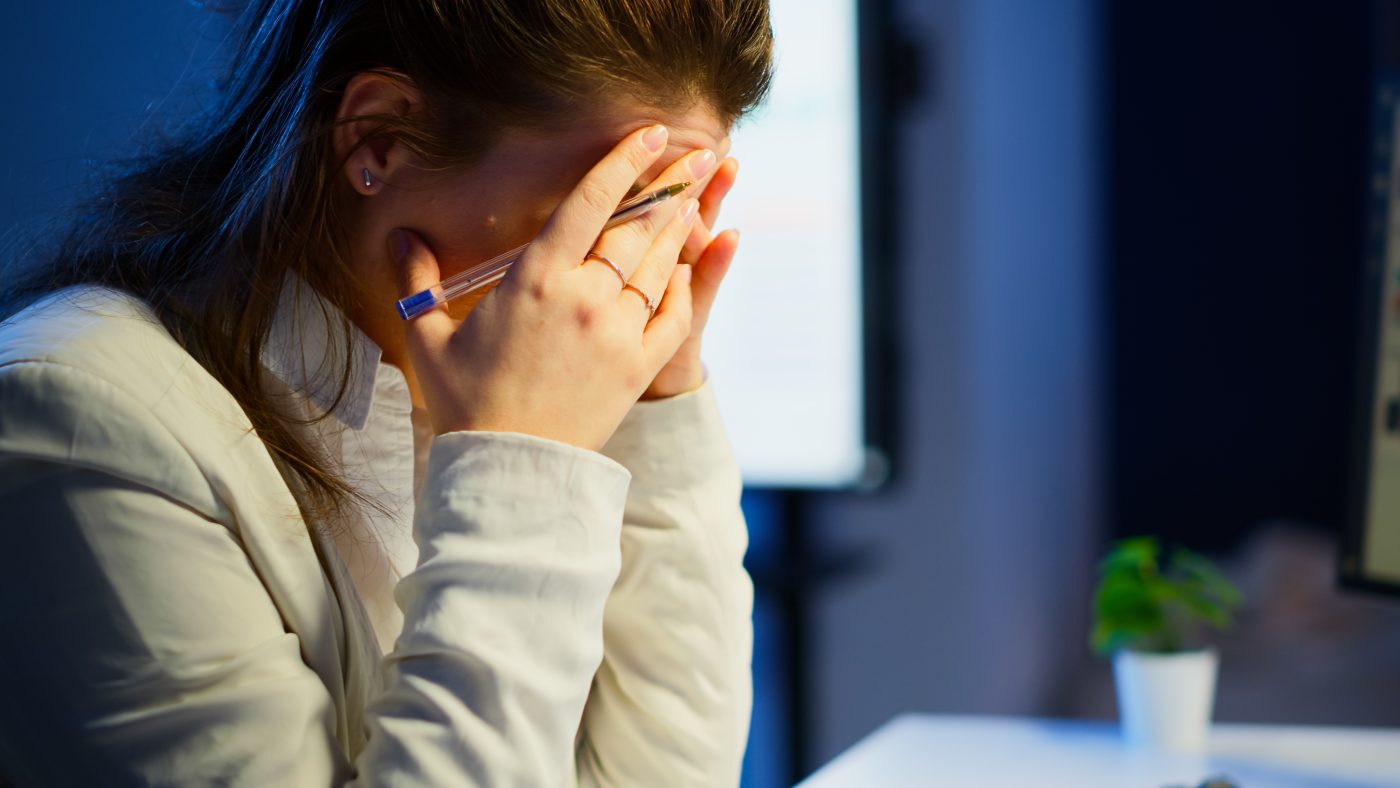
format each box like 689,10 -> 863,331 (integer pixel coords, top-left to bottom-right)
261,274 -> 386,431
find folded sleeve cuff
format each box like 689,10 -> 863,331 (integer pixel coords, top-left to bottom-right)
418,430 -> 632,545
600,380 -> 738,494
373,431 -> 635,784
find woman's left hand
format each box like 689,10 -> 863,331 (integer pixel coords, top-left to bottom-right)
641,153 -> 741,400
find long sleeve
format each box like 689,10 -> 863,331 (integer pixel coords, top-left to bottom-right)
578,380 -> 754,786
359,431 -> 629,786
0,358 -> 632,786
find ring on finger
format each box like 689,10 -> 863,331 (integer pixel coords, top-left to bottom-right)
622,282 -> 658,319
583,251 -> 626,287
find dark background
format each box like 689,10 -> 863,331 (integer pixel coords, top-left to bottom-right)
1106,3 -> 1372,553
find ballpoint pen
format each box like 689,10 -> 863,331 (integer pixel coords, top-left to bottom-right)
396,181 -> 692,320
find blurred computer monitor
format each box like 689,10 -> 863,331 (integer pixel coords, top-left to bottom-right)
1343,4 -> 1400,595
708,0 -> 875,488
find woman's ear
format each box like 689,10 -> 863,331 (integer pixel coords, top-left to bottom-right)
332,72 -> 421,196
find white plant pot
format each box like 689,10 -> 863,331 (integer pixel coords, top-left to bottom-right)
1113,648 -> 1219,754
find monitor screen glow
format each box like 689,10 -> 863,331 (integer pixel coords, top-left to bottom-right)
706,0 -> 868,488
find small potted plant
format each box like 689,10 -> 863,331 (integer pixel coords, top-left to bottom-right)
1091,536 -> 1243,754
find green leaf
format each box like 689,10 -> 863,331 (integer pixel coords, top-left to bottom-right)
1090,537 -> 1245,656
1170,548 -> 1243,608
1092,577 -> 1164,655
1174,591 -> 1229,628
1097,586 -> 1160,626
1098,537 -> 1160,575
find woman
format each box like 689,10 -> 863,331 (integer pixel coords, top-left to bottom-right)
0,0 -> 772,784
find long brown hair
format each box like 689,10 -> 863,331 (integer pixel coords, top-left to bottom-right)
1,0 -> 773,524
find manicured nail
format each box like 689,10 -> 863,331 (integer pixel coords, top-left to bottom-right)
689,149 -> 716,179
679,199 -> 699,224
643,124 -> 668,151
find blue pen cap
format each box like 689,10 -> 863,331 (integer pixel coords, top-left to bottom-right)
397,290 -> 439,320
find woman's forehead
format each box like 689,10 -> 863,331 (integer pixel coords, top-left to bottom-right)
624,105 -> 728,182
651,109 -> 728,150
573,98 -> 726,151
464,102 -> 725,215
494,106 -> 720,185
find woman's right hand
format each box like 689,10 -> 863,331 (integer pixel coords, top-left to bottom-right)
390,125 -> 714,451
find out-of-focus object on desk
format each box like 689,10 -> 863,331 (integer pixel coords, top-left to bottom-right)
798,714 -> 1400,788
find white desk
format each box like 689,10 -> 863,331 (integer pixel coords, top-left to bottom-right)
799,715 -> 1400,788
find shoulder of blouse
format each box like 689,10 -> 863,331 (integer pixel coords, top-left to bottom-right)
0,285 -> 279,523
0,287 -> 364,753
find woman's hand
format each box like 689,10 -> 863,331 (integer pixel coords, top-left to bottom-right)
643,153 -> 742,400
391,125 -> 714,451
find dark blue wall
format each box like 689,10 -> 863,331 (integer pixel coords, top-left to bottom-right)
2,1 -> 222,249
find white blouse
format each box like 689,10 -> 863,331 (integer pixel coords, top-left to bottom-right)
261,276 -> 431,653
0,284 -> 753,786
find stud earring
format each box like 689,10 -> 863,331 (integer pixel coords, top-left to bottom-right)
362,168 -> 373,188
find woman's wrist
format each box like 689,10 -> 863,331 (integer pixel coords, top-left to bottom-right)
602,377 -> 734,492
641,355 -> 706,401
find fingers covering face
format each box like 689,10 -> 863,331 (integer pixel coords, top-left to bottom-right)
683,156 -> 738,264
624,198 -> 699,328
585,147 -> 714,286
527,124 -> 670,273
643,261 -> 694,363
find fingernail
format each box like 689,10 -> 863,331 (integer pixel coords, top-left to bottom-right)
643,124 -> 668,151
679,199 -> 699,224
689,149 -> 716,179
389,228 -> 409,262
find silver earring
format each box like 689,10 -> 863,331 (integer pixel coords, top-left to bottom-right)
362,168 -> 373,188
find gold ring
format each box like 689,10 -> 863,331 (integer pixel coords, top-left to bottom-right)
584,252 -> 626,286
622,282 -> 658,319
